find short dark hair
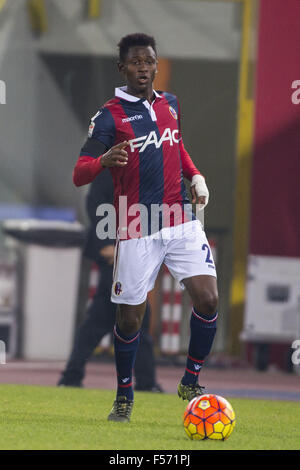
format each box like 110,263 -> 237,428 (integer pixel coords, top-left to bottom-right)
117,33 -> 157,63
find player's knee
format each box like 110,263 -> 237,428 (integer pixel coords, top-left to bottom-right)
117,315 -> 142,336
194,290 -> 218,317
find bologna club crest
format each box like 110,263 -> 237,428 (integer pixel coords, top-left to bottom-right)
114,281 -> 122,296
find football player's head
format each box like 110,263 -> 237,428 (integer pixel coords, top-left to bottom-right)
117,33 -> 158,95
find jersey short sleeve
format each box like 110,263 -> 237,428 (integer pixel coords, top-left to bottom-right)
87,107 -> 116,149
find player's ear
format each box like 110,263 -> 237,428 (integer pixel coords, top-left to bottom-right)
117,61 -> 124,74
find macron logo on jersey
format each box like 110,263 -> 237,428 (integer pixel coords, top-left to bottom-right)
129,128 -> 179,153
122,114 -> 143,123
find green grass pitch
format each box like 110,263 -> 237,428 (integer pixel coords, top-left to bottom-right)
0,384 -> 299,450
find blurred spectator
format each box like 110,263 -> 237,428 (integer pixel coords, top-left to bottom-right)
58,170 -> 163,392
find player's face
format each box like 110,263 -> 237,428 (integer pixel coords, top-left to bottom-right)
119,45 -> 158,97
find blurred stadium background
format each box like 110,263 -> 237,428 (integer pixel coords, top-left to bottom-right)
0,0 -> 299,392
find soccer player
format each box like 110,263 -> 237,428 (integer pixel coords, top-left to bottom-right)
73,33 -> 218,422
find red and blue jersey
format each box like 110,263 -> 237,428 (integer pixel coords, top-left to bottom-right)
73,87 -> 201,238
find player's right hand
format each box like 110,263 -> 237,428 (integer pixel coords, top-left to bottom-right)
101,141 -> 129,168
99,244 -> 115,265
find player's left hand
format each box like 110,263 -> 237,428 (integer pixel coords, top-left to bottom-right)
190,174 -> 209,210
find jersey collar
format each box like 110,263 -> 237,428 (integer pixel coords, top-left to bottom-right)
115,86 -> 162,102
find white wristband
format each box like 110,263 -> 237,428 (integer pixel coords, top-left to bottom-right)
191,174 -> 209,210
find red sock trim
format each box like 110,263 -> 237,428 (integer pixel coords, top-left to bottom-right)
192,308 -> 218,323
113,325 -> 140,344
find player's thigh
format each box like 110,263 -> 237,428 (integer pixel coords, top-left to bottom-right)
111,236 -> 164,305
164,220 -> 217,283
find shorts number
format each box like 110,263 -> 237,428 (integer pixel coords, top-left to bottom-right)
202,243 -> 214,265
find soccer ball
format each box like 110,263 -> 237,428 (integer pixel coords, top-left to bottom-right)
183,394 -> 236,441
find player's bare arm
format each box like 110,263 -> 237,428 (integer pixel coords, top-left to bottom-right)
101,141 -> 129,168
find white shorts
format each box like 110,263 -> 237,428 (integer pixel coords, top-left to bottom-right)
111,220 -> 216,305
